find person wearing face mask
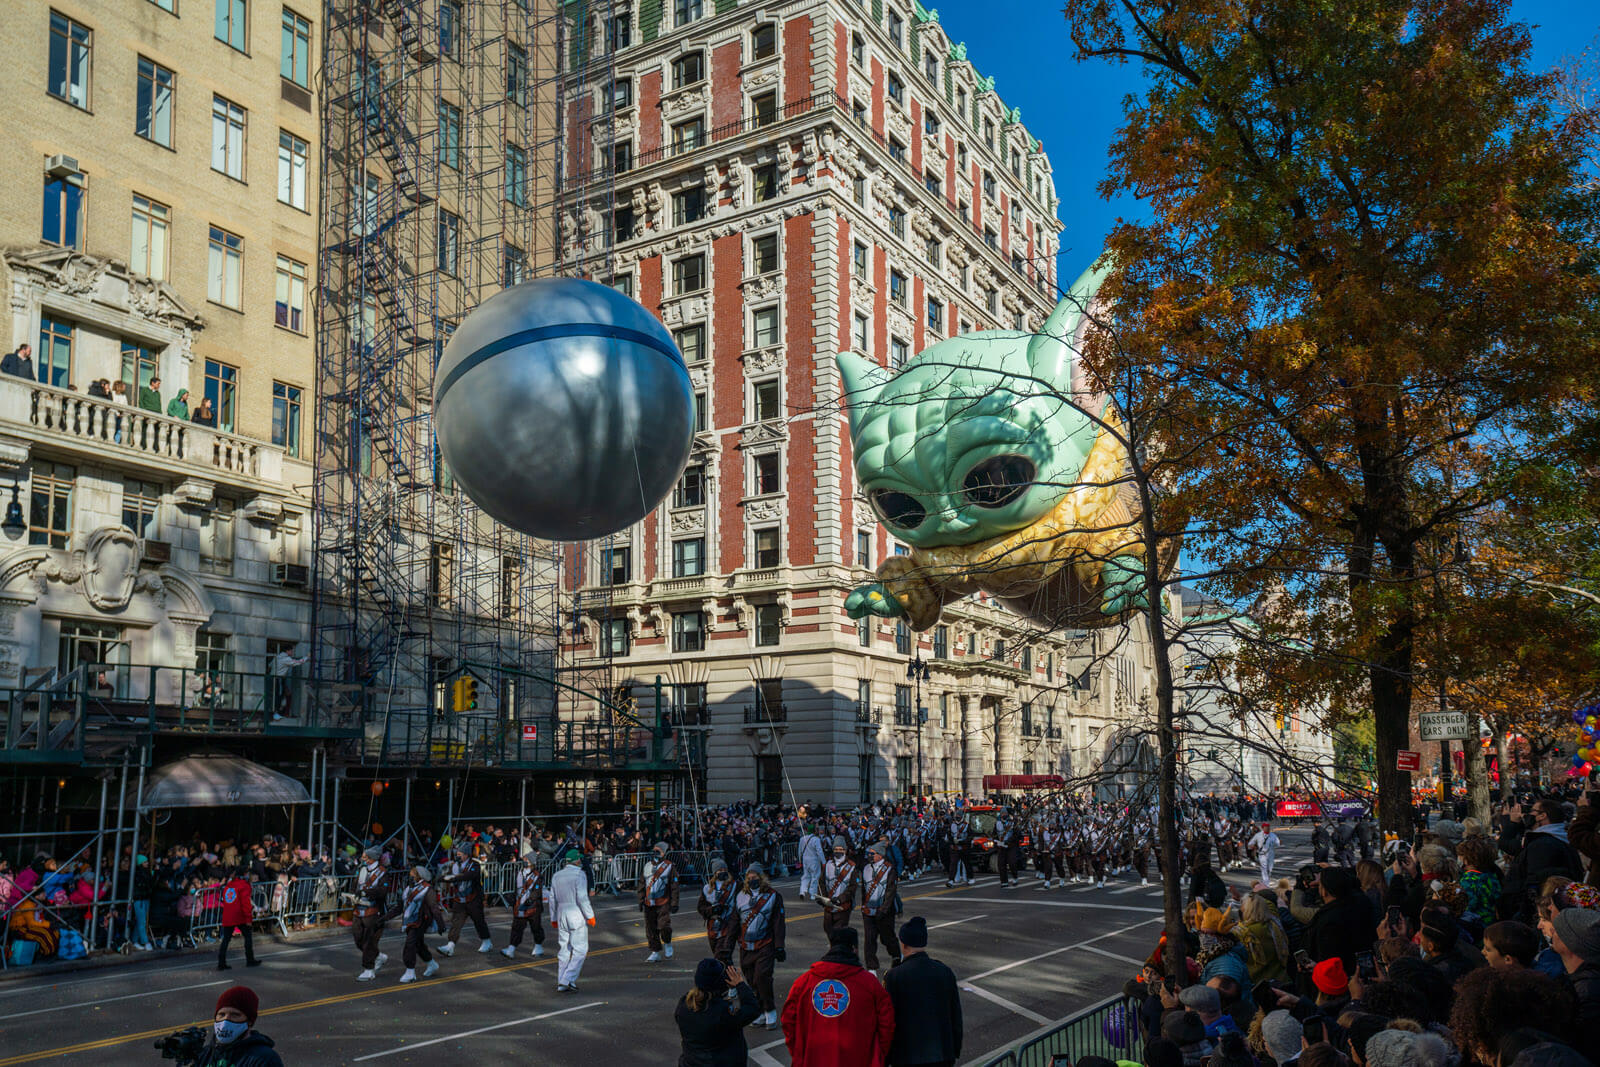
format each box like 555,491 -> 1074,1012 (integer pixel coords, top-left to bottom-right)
737,862 -> 787,1030
195,985 -> 283,1066
820,838 -> 858,939
699,857 -> 740,963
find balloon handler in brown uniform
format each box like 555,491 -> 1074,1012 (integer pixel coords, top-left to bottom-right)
639,840 -> 680,962
397,866 -> 443,983
859,839 -> 901,971
736,862 -> 787,1030
352,847 -> 391,981
698,856 -> 739,962
817,837 -> 857,940
502,852 -> 546,959
437,843 -> 494,956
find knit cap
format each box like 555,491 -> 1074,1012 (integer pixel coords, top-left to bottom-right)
214,985 -> 259,1026
1552,907 -> 1600,964
897,916 -> 927,948
693,957 -> 727,992
1260,1010 -> 1302,1065
1312,956 -> 1349,995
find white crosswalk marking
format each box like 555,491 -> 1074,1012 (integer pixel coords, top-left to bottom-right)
962,983 -> 1052,1024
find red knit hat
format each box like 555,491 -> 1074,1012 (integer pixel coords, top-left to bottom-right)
1311,957 -> 1349,996
215,985 -> 259,1025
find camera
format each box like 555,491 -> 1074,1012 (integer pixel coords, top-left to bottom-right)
154,1027 -> 205,1063
1295,864 -> 1321,893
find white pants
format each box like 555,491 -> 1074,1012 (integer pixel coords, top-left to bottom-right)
800,860 -> 821,898
1259,851 -> 1275,886
557,913 -> 589,987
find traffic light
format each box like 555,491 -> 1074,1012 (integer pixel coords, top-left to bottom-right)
451,675 -> 478,712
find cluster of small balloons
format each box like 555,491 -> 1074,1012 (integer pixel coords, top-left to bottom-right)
1569,703 -> 1600,775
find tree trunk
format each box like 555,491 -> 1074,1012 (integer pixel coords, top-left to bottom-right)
1464,723 -> 1491,824
1371,616 -> 1416,834
1142,590 -> 1186,977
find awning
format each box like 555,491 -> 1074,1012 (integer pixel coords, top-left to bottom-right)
140,754 -> 311,810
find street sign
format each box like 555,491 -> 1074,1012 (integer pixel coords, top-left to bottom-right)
1396,750 -> 1422,772
1419,711 -> 1476,741
521,724 -> 538,742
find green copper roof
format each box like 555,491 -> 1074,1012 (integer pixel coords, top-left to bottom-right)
912,1 -> 939,22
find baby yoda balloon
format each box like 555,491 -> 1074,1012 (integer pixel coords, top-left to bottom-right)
839,263 -> 1173,632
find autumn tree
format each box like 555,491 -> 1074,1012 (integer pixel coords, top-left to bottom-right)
1063,0 -> 1600,830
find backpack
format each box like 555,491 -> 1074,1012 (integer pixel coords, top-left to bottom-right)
56,927 -> 87,960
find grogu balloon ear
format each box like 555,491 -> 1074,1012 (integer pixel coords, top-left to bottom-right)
836,351 -> 893,413
1026,257 -> 1112,394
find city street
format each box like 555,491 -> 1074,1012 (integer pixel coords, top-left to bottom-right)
0,830 -> 1317,1066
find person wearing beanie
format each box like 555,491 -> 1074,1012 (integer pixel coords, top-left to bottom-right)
860,840 -> 901,972
1364,1028 -> 1449,1067
736,862 -> 787,1028
502,852 -> 547,961
352,847 -> 391,981
549,848 -> 595,992
699,857 -> 740,962
196,985 -> 282,1066
676,957 -> 760,1067
437,844 -> 494,958
640,841 -> 681,963
216,867 -> 259,971
1160,1010 -> 1212,1067
780,927 -> 895,1067
820,837 -> 859,940
1549,906 -> 1600,1029
883,916 -> 962,1066
398,865 -> 443,983
1260,1009 -> 1303,1066
798,823 -> 826,901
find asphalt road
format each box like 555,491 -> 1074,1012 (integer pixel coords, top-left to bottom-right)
0,828 -> 1318,1065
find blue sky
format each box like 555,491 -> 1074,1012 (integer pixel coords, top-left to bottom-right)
939,0 -> 1598,282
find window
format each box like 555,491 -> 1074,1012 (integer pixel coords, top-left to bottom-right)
933,625 -> 949,658
503,243 -> 527,286
272,381 -> 302,456
983,171 -> 996,198
43,170 -> 85,250
674,465 -> 705,508
895,623 -> 911,656
672,185 -> 705,226
130,195 -> 170,281
211,96 -> 247,180
438,1 -> 461,59
856,530 -> 871,567
753,378 -> 780,421
889,271 -> 907,307
927,297 -> 943,331
199,499 -> 235,573
605,13 -> 630,51
752,233 -> 778,274
671,117 -> 705,154
28,461 -> 74,549
852,313 -> 869,353
281,8 -> 311,86
853,176 -> 866,206
888,10 -> 904,46
49,11 -> 93,109
671,52 -> 704,89
1011,152 -> 1021,178
858,754 -> 874,802
207,226 -> 244,309
672,537 -> 705,578
992,638 -> 1006,661
957,143 -> 968,169
204,358 -> 238,433
751,307 -> 779,348
887,74 -> 904,105
858,616 -> 871,647
692,390 -> 706,432
609,271 -> 634,298
1012,202 -> 1023,229
672,253 -> 705,294
120,342 -> 157,400
600,616 -> 629,656
608,78 -> 633,110
751,23 -> 776,60
751,91 -> 778,128
757,755 -> 783,804
924,174 -> 941,197
277,130 -> 309,209
957,87 -> 968,117
853,241 -> 868,276
925,111 -> 941,136
755,603 -> 782,646
888,137 -> 906,163
507,43 -> 529,106
672,324 -> 704,364
853,98 -> 867,125
672,610 -> 705,652
889,205 -> 905,237
673,0 -> 703,27
752,452 -> 780,495
275,256 -> 307,331
753,526 -> 780,568
120,478 -> 163,540
925,53 -> 938,81
499,144 -> 526,205
939,692 -> 950,729
851,33 -> 865,67
603,545 -> 631,584
985,286 -> 998,312
1021,646 -> 1033,672
427,541 -> 453,605
437,209 -> 460,275
672,683 -> 708,725
984,227 -> 998,250
215,0 -> 247,50
890,337 -> 909,368
925,236 -> 941,267
612,205 -> 633,244
499,556 -> 524,621
751,162 -> 778,202
984,118 -> 997,149
612,140 -> 633,173
136,58 -> 175,146
438,100 -> 462,168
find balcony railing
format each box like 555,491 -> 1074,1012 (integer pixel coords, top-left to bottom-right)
673,704 -> 711,726
743,703 -> 787,724
893,706 -> 916,728
1047,725 -> 1062,739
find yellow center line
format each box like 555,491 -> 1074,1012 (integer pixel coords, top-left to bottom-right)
1,880 -> 976,1065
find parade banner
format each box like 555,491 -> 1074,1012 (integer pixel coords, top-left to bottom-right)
1273,800 -> 1321,818
1323,801 -> 1368,817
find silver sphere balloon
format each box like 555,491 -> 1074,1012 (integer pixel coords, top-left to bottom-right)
433,277 -> 694,541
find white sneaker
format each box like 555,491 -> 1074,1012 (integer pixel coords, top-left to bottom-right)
423,960 -> 439,977
1097,879 -> 1106,888
357,969 -> 376,981
1141,878 -> 1151,887
399,969 -> 417,983
501,946 -> 516,958
437,942 -> 455,957
532,944 -> 545,957
646,951 -> 662,962
664,944 -> 674,959
375,952 -> 389,970
478,941 -> 495,953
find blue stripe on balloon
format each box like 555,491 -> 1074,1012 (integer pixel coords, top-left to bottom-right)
434,322 -> 681,404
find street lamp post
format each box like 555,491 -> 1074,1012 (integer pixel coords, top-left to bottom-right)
908,656 -> 930,799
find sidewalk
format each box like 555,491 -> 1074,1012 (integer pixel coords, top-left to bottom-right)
0,921 -> 345,985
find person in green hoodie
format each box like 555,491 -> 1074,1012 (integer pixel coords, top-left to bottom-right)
166,388 -> 190,419
139,376 -> 163,413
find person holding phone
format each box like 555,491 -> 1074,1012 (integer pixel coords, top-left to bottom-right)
676,958 -> 761,1067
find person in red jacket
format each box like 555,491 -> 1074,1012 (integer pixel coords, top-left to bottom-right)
781,927 -> 895,1067
217,868 -> 260,971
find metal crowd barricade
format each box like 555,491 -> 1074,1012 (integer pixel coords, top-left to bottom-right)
606,852 -> 649,892
186,874 -> 361,943
978,995 -> 1141,1067
185,880 -> 286,943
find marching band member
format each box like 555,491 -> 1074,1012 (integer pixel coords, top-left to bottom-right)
549,849 -> 595,992
698,857 -> 739,962
858,841 -> 900,972
353,847 -> 390,982
502,852 -> 546,959
736,862 -> 786,1029
437,844 -> 494,956
639,841 -> 680,962
819,837 -> 857,939
398,866 -> 442,983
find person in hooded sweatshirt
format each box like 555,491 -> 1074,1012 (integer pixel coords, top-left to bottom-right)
676,957 -> 761,1067
781,926 -> 895,1067
195,985 -> 282,1066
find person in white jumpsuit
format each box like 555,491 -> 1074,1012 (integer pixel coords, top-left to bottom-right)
797,825 -> 825,901
547,849 -> 594,992
1249,821 -> 1281,886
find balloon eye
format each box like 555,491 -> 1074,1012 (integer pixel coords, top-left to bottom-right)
870,490 -> 927,531
962,455 -> 1036,508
